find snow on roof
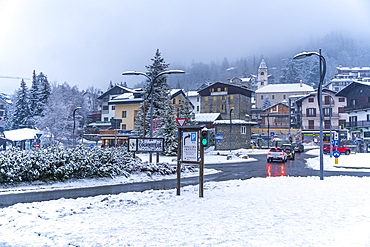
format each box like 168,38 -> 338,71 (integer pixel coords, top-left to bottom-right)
195,113 -> 220,122
213,120 -> 258,125
112,93 -> 135,100
4,128 -> 41,141
170,89 -> 184,96
255,83 -> 314,93
356,81 -> 370,87
186,91 -> 199,97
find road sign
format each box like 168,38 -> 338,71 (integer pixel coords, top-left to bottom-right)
270,132 -> 274,136
176,118 -> 187,126
354,139 -> 357,145
90,144 -> 94,149
334,140 -> 338,147
270,135 -> 274,142
183,132 -> 198,161
333,151 -> 340,158
217,139 -> 221,143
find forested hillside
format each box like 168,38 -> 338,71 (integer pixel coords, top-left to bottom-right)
164,33 -> 370,90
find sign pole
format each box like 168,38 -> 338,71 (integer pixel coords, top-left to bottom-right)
199,129 -> 204,198
177,129 -> 182,196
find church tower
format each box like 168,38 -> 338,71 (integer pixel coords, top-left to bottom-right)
257,59 -> 268,89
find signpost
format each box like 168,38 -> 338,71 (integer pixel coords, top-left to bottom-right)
333,151 -> 340,165
128,138 -> 164,162
90,144 -> 94,149
182,132 -> 198,162
177,125 -> 205,197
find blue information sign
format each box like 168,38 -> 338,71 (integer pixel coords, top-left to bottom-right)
270,132 -> 274,136
334,140 -> 339,147
354,140 -> 357,145
90,144 -> 94,149
217,139 -> 221,143
333,151 -> 340,158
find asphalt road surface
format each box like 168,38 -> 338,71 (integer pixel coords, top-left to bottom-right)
2,151 -> 370,207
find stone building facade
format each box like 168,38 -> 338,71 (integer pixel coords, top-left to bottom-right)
198,82 -> 253,120
213,120 -> 255,150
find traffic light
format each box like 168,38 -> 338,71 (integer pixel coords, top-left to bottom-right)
201,130 -> 208,146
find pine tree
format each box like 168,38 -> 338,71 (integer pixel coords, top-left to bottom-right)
29,70 -> 41,117
179,93 -> 196,125
262,95 -> 272,109
135,49 -> 178,154
279,59 -> 300,84
12,79 -> 31,129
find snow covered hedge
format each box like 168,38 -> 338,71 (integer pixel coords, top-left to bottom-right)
0,145 -> 193,185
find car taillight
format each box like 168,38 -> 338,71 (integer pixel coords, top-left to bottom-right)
268,152 -> 271,155
280,152 -> 284,155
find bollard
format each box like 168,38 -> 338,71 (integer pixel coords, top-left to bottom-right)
335,158 -> 338,164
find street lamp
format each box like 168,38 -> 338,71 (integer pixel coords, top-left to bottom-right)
294,49 -> 326,180
72,107 -> 81,148
122,69 -> 185,163
230,107 -> 234,152
323,92 -> 334,158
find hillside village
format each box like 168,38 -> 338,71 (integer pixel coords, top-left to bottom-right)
1,58 -> 370,153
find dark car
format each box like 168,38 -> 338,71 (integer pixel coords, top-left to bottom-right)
291,142 -> 304,153
281,144 -> 295,160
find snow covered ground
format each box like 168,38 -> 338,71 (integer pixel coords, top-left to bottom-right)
1,145 -> 370,246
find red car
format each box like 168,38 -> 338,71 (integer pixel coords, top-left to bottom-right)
323,144 -> 351,155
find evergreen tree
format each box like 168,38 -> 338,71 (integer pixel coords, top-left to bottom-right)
108,80 -> 114,90
179,93 -> 196,125
279,59 -> 300,84
39,76 -> 51,111
135,49 -> 178,154
29,70 -> 41,117
12,79 -> 31,129
262,95 -> 272,110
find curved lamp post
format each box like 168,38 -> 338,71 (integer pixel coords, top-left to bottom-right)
122,70 -> 185,163
72,107 -> 81,148
293,49 -> 326,180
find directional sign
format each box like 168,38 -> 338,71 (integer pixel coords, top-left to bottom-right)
270,132 -> 274,136
354,139 -> 357,145
334,140 -> 339,147
333,151 -> 340,158
90,144 -> 94,149
183,132 -> 198,162
176,118 -> 187,126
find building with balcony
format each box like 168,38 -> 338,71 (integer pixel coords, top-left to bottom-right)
325,66 -> 370,92
296,89 -> 347,143
260,103 -> 290,129
336,81 -> 370,142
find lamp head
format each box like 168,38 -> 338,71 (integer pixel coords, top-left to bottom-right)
293,51 -> 319,60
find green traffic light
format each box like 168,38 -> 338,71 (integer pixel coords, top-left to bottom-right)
202,138 -> 207,145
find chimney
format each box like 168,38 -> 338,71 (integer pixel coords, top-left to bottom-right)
300,80 -> 302,87
228,78 -> 230,84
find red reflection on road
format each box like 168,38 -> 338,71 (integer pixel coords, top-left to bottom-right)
267,164 -> 286,177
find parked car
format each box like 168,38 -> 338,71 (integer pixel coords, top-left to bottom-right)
281,144 -> 295,160
267,147 -> 287,163
323,144 -> 351,155
291,142 -> 304,153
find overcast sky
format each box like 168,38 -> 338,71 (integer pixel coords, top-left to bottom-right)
1,0 -> 369,95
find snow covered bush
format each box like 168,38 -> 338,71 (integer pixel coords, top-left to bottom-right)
0,145 -> 193,185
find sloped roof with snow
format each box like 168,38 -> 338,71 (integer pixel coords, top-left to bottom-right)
195,113 -> 221,122
4,128 -> 42,141
255,83 -> 314,93
213,120 -> 258,125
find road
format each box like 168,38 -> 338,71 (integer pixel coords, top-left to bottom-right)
1,152 -> 370,207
